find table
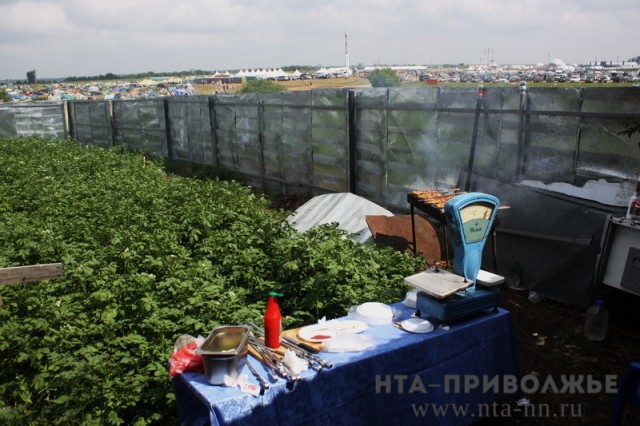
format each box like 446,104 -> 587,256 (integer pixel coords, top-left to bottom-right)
172,302 -> 520,426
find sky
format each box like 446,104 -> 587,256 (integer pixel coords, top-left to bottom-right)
1,0 -> 639,80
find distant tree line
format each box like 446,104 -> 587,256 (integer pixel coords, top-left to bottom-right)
280,65 -> 319,73
61,69 -> 214,83
60,66 -> 325,83
10,64 -> 357,86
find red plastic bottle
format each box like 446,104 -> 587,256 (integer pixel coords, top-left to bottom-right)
264,292 -> 283,349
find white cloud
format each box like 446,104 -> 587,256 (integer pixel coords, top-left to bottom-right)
1,0 -> 638,79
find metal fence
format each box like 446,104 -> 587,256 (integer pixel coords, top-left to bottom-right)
3,87 -> 640,212
2,86 -> 640,305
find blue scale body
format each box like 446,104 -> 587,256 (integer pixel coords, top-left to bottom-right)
416,192 -> 501,322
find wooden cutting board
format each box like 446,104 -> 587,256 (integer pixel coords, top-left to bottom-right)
248,328 -> 323,363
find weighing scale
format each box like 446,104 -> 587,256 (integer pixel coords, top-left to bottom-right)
405,192 -> 501,322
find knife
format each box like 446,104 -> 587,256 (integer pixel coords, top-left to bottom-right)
246,359 -> 270,393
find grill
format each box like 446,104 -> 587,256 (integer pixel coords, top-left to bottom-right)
407,189 -> 465,263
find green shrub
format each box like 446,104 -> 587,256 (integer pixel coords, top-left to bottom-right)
0,136 -> 423,425
367,68 -> 403,87
239,79 -> 286,93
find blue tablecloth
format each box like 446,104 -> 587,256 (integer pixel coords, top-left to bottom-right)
172,302 -> 520,426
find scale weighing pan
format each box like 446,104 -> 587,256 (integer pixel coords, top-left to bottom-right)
405,267 -> 499,323
404,268 -> 473,299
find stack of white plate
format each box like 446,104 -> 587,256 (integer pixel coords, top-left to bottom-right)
355,302 -> 393,325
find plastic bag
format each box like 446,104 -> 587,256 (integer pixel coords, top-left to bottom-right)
322,332 -> 374,352
169,334 -> 204,378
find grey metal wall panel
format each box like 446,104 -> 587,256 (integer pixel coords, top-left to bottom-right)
281,91 -> 313,188
233,93 -> 261,182
72,101 -> 112,148
386,87 -> 467,209
432,88 -> 475,190
311,89 -> 348,192
0,107 -> 16,137
167,96 -> 213,164
578,87 -> 640,183
2,103 -> 66,139
354,88 -> 389,205
261,92 -> 285,183
214,96 -> 239,171
522,88 -> 582,182
472,88 -> 503,175
113,99 -> 167,156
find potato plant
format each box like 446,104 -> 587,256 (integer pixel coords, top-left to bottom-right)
0,136 -> 424,425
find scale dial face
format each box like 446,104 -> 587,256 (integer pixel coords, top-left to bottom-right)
459,202 -> 495,243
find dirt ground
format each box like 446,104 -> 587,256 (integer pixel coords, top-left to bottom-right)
485,285 -> 640,425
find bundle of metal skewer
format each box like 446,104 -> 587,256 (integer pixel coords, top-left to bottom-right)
245,322 -> 333,392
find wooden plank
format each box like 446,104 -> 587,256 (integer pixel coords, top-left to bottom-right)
0,263 -> 64,285
366,214 -> 443,265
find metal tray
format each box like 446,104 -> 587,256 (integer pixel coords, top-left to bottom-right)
196,325 -> 250,385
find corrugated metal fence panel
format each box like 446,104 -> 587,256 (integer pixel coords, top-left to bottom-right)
579,87 -> 640,182
311,89 -> 348,192
261,92 -> 285,184
432,87 -> 478,190
281,91 -> 313,190
356,86 -> 497,211
521,87 -> 582,182
72,101 -> 113,148
354,88 -> 389,206
460,86 -> 502,178
494,87 -> 529,182
113,99 -> 167,156
5,103 -> 66,139
0,106 -> 16,137
234,93 -> 261,186
215,95 -> 238,171
386,87 -> 442,208
167,96 -> 213,164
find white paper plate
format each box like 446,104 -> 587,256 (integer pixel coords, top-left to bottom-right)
356,302 -> 394,325
297,324 -> 338,343
400,318 -> 434,334
327,320 -> 368,334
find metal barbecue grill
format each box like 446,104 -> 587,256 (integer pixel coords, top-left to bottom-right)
407,189 -> 465,264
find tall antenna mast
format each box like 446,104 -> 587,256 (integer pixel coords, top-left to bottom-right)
344,27 -> 349,72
